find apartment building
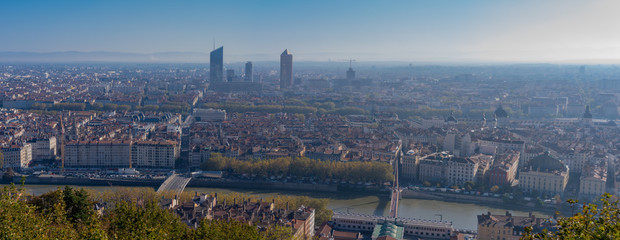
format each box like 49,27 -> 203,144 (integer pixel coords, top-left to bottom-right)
1,143 -> 32,170
131,140 -> 180,169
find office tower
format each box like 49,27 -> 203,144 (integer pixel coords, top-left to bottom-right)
346,67 -> 355,81
244,61 -> 253,82
280,49 -> 293,89
210,46 -> 224,82
226,69 -> 235,82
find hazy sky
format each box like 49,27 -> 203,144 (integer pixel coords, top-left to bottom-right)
1,0 -> 619,62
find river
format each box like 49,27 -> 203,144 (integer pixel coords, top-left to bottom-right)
6,184 -> 551,231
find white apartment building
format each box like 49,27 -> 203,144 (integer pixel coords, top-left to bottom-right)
131,140 -> 180,169
65,140 -> 132,168
1,143 -> 32,170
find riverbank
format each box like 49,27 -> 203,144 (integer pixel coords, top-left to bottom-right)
5,175 -> 566,216
402,189 -> 568,215
4,175 -> 389,195
10,175 -> 164,187
3,184 -> 552,231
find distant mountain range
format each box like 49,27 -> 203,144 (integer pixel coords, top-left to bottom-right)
0,51 -> 212,63
0,51 -> 424,66
2,51 -> 618,65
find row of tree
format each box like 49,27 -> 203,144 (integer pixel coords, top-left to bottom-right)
201,153 -> 394,183
201,102 -> 369,116
29,102 -> 191,114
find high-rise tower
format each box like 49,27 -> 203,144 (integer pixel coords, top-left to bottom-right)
280,49 -> 293,89
226,69 -> 235,82
210,46 -> 224,82
244,61 -> 253,82
346,59 -> 356,81
346,67 -> 355,81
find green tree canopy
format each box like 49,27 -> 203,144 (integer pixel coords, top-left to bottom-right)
522,193 -> 620,239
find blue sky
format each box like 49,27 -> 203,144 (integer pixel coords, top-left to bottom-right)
1,0 -> 619,62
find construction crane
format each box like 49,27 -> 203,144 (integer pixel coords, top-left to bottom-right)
338,59 -> 356,68
347,59 -> 356,68
59,114 -> 65,174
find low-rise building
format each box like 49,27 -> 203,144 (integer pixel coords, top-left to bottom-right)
416,153 -> 480,186
27,137 -> 57,161
332,213 -> 454,239
487,152 -> 520,187
478,138 -> 525,156
401,150 -> 422,181
477,211 -> 556,240
579,160 -> 607,199
519,152 -> 569,196
131,140 -> 180,169
64,140 -> 132,168
1,143 -> 32,170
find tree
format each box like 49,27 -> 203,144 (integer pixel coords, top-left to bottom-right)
28,186 -> 106,239
464,181 -> 476,191
262,225 -> 293,240
117,105 -> 131,111
90,102 -> 104,111
194,220 -> 262,240
141,105 -> 159,112
522,193 -> 620,239
104,200 -> 190,240
2,167 -> 14,182
1,184 -> 83,239
62,186 -> 95,224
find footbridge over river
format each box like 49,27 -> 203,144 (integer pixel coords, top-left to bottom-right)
388,151 -> 402,218
157,174 -> 191,197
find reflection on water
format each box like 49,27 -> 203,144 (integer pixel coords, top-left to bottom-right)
10,185 -> 550,230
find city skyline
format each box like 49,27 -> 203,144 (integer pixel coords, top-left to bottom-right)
2,0 -> 620,63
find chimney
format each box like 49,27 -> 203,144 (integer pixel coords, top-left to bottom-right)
488,211 -> 492,216
536,218 -> 541,226
286,202 -> 289,211
506,211 -> 511,217
233,198 -> 236,206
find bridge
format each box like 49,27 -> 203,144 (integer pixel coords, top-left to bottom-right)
388,151 -> 401,218
157,174 -> 192,197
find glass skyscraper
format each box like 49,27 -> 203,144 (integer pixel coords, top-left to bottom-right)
210,46 -> 224,82
244,61 -> 253,82
280,49 -> 293,89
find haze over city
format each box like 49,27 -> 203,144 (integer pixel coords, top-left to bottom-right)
2,0 -> 620,63
2,1 -> 620,240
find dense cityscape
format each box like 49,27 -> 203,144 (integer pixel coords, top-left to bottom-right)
1,45 -> 620,239
3,1 -> 620,239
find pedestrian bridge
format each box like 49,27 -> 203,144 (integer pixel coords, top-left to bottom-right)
157,174 -> 191,197
388,151 -> 401,218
